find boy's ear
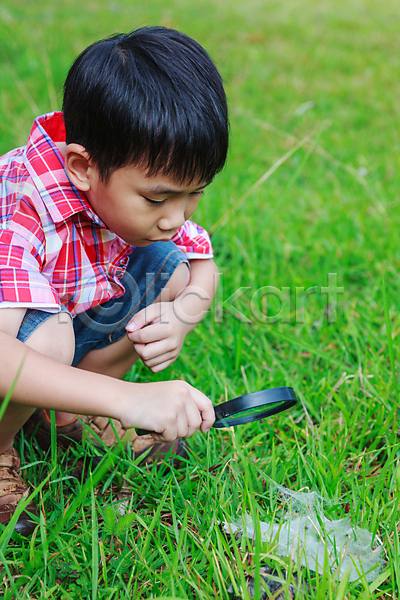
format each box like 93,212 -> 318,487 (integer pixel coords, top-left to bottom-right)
64,144 -> 95,192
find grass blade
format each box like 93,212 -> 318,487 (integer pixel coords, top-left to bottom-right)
91,480 -> 99,600
0,356 -> 26,423
382,273 -> 398,401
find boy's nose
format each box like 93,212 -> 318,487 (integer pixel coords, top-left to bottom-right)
158,201 -> 186,232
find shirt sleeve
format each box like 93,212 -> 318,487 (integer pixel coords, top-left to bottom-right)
0,229 -> 61,312
171,219 -> 214,259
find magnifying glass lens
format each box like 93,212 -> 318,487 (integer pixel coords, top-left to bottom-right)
227,401 -> 282,424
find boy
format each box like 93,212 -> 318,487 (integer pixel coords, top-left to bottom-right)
0,26 -> 228,534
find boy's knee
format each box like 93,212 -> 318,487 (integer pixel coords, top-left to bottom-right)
160,262 -> 190,302
24,313 -> 75,366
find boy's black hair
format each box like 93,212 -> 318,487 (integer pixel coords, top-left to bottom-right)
63,26 -> 228,184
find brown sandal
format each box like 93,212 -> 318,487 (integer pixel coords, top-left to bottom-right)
87,416 -> 188,466
23,411 -> 187,467
0,447 -> 37,535
23,409 -> 82,451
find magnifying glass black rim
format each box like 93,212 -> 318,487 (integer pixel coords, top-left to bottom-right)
212,386 -> 297,428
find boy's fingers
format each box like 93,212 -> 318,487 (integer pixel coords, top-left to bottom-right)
133,339 -> 172,361
192,390 -> 215,431
125,304 -> 161,333
161,409 -> 189,441
133,342 -> 177,372
147,357 -> 176,373
184,402 -> 203,438
130,381 -> 213,440
128,323 -> 167,344
138,340 -> 177,360
142,349 -> 177,368
162,403 -> 201,440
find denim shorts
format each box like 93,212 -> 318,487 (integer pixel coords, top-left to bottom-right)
16,241 -> 189,367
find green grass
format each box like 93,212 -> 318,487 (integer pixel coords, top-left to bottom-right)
1,0 -> 400,597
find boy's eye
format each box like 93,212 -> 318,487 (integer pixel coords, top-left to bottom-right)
143,190 -> 204,206
143,197 -> 166,206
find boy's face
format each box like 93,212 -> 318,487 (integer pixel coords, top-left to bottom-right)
84,164 -> 208,246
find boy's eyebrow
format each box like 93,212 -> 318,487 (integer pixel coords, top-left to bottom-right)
143,182 -> 211,195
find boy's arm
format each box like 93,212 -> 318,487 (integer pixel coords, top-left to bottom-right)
126,258 -> 219,372
0,308 -> 214,440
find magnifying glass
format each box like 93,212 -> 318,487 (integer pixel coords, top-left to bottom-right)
136,386 -> 297,436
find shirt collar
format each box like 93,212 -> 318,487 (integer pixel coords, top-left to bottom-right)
24,112 -> 103,225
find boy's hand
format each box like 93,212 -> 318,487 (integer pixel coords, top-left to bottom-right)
125,302 -> 191,372
119,380 -> 215,440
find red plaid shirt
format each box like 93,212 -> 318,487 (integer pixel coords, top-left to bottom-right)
0,112 -> 213,315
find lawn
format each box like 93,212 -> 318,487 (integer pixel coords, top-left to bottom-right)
0,0 -> 400,597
